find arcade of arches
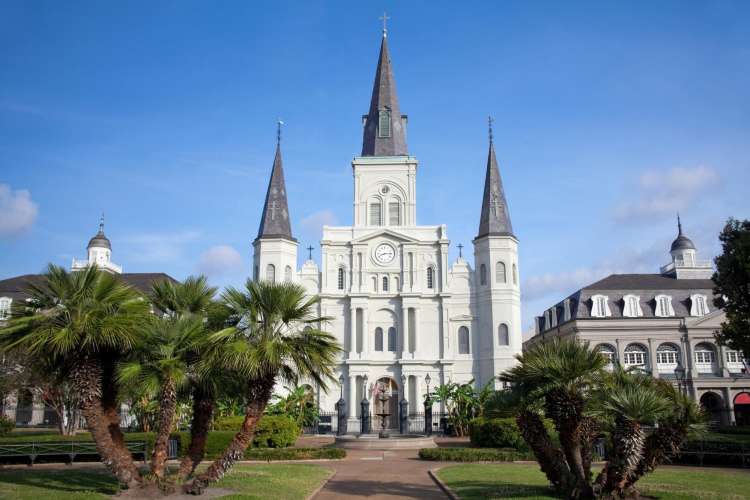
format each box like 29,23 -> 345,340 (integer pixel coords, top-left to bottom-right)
699,391 -> 750,426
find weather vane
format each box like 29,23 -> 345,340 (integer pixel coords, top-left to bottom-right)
379,12 -> 390,37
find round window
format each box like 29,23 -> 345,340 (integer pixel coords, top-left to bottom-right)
380,185 -> 390,194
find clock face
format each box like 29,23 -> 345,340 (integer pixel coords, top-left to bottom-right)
374,243 -> 396,264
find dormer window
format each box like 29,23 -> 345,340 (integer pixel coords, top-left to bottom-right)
563,299 -> 572,322
655,294 -> 675,317
591,294 -> 611,318
378,109 -> 391,138
0,297 -> 11,320
623,295 -> 643,318
690,294 -> 709,317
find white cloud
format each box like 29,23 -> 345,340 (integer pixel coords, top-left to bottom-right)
299,210 -> 339,233
122,230 -> 202,263
197,245 -> 244,278
614,166 -> 720,222
523,267 -> 611,302
0,184 -> 38,238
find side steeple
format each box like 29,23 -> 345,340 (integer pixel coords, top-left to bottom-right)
361,29 -> 408,157
476,118 -> 514,239
256,123 -> 295,242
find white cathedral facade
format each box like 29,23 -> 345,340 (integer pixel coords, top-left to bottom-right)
251,33 -> 521,427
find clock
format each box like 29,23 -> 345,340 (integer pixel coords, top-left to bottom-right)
374,243 -> 396,264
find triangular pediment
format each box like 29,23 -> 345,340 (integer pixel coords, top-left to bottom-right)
350,229 -> 420,245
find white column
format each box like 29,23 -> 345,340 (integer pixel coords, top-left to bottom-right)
349,375 -> 357,419
647,338 -> 658,376
413,307 -> 420,356
362,308 -> 370,357
401,307 -> 410,359
349,307 -> 357,358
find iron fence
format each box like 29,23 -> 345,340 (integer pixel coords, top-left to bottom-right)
302,411 -> 338,435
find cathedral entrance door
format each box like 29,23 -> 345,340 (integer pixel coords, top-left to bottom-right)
373,377 -> 400,430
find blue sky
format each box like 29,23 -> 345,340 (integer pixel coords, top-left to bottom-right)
1,1 -> 748,331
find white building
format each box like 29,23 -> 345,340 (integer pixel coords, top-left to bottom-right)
251,32 -> 522,429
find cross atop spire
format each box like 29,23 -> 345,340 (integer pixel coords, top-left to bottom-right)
379,12 -> 390,37
361,30 -> 408,156
488,116 -> 494,145
306,245 -> 314,260
277,119 -> 284,146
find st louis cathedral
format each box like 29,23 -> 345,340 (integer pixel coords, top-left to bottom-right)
251,31 -> 521,428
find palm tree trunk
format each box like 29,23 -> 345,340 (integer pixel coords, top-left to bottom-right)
603,416 -> 645,497
517,410 -> 575,495
185,375 -> 275,495
579,416 -> 599,482
625,426 -> 684,488
178,386 -> 214,481
100,356 -> 130,457
70,357 -> 142,488
150,378 -> 177,479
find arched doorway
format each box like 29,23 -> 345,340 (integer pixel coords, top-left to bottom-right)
372,377 -> 399,430
15,389 -> 33,426
734,392 -> 750,426
700,392 -> 724,426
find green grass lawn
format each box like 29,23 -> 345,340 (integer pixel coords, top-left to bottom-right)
436,463 -> 750,500
0,463 -> 332,500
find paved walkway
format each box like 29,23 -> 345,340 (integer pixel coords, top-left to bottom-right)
311,448 -> 448,500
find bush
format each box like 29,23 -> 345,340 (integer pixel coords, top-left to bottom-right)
714,425 -> 750,436
418,447 -> 532,462
244,447 -> 345,461
469,417 -> 526,450
0,416 -> 14,437
214,415 -> 245,431
213,414 -> 300,448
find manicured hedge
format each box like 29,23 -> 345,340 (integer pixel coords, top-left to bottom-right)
469,417 -> 527,450
418,447 -> 533,462
670,438 -> 750,467
244,447 -> 346,461
0,417 -> 14,437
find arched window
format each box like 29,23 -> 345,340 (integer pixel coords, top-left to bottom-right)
480,264 -> 487,286
512,263 -> 518,285
496,262 -> 507,283
623,295 -> 643,317
498,324 -> 509,346
266,264 -> 276,283
284,265 -> 293,282
369,201 -> 382,226
656,344 -> 680,373
0,297 -> 11,320
388,200 -> 400,226
596,344 -> 616,370
387,327 -> 397,352
591,294 -> 611,318
382,276 -> 389,292
378,109 -> 391,138
726,350 -> 746,373
374,327 -> 384,351
695,343 -> 717,373
690,294 -> 709,317
372,276 -> 378,292
458,326 -> 470,354
624,344 -> 648,370
337,267 -> 345,290
655,294 -> 675,317
426,267 -> 434,289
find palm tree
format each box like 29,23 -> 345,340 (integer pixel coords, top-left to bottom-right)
118,316 -> 204,479
185,280 -> 341,494
0,264 -> 150,487
501,339 -> 607,499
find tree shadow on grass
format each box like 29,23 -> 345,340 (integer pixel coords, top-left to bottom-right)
447,479 -> 563,499
0,469 -> 119,495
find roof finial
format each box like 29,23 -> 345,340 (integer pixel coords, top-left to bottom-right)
99,213 -> 105,234
488,115 -> 494,145
677,213 -> 683,235
379,11 -> 390,37
276,119 -> 284,146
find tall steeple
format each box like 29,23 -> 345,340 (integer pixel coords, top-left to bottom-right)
476,117 -> 514,239
361,28 -> 408,157
256,122 -> 295,242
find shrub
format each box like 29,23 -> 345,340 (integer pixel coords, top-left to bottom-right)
0,416 -> 14,437
252,415 -> 299,448
469,417 -> 527,450
418,447 -> 532,462
213,415 -> 245,431
244,447 -> 346,461
714,425 -> 750,436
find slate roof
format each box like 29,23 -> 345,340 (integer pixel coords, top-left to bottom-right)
361,34 -> 408,157
535,273 -> 717,333
0,272 -> 176,302
476,135 -> 514,239
670,215 -> 696,252
256,142 -> 295,242
87,223 -> 111,250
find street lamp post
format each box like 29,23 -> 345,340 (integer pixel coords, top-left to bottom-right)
335,374 -> 346,436
674,366 -> 686,396
424,373 -> 432,436
399,374 -> 408,434
360,375 -> 370,434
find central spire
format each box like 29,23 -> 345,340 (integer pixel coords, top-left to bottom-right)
256,122 -> 295,242
361,28 -> 408,157
477,117 -> 514,239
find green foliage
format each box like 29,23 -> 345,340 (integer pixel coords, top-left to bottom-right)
430,379 -> 495,436
266,384 -> 319,428
713,218 -> 750,357
418,447 -> 532,462
244,447 -> 345,461
713,425 -> 750,436
212,415 -> 300,448
469,417 -> 527,450
0,416 -> 14,437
